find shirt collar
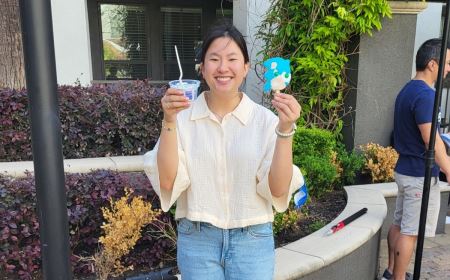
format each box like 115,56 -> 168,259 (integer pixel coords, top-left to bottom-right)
190,92 -> 210,120
190,91 -> 254,125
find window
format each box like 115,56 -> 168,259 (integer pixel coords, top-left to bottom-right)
101,4 -> 148,80
88,0 -> 233,82
216,8 -> 232,19
162,7 -> 202,80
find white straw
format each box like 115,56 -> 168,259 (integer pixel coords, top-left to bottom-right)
174,45 -> 183,85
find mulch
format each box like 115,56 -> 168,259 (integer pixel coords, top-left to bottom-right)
275,189 -> 347,247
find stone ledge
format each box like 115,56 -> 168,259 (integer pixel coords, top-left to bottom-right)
274,181 -> 450,279
389,1 -> 428,15
352,181 -> 450,198
274,185 -> 387,279
0,155 -> 144,177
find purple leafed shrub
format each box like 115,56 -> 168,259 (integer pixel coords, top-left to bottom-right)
0,81 -> 165,161
0,170 -> 176,279
0,88 -> 31,161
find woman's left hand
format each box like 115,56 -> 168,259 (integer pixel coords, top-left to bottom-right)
271,92 -> 301,132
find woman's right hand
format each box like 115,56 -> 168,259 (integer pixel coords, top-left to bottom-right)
161,87 -> 191,122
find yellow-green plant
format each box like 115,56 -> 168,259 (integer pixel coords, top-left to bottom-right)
360,142 -> 398,182
92,188 -> 161,279
258,0 -> 391,134
273,208 -> 301,236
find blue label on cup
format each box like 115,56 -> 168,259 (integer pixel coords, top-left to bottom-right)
169,79 -> 200,101
184,90 -> 193,100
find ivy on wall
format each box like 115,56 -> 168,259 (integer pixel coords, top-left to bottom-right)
257,0 -> 391,134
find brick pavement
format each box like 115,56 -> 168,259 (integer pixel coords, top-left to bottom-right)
378,224 -> 450,280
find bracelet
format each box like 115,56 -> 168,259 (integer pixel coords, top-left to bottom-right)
161,120 -> 176,132
275,123 -> 297,138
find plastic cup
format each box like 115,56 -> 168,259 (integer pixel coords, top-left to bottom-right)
169,79 -> 201,101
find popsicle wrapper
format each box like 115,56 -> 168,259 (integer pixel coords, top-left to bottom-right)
263,57 -> 292,93
294,181 -> 308,209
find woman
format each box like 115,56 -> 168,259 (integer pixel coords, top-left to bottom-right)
144,20 -> 303,280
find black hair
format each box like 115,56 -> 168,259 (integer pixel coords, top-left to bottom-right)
200,19 -> 249,64
416,38 -> 450,71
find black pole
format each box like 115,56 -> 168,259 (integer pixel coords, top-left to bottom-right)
19,0 -> 72,279
413,1 -> 450,279
444,88 -> 449,132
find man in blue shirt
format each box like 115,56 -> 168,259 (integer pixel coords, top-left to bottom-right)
382,39 -> 450,280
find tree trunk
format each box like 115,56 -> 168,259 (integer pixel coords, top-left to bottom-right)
0,0 -> 26,89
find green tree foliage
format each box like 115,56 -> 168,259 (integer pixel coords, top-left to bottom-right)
258,0 -> 391,133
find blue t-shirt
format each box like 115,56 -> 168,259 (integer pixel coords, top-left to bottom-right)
394,79 -> 440,177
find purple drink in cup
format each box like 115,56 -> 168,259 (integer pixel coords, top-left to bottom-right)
169,79 -> 201,101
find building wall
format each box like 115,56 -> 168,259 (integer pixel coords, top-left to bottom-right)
354,14 -> 418,149
344,2 -> 443,150
413,3 -> 443,77
49,0 -> 270,92
51,0 -> 92,86
49,0 -> 441,123
233,0 -> 271,103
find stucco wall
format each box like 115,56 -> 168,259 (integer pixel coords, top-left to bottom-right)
354,14 -> 418,148
344,2 -> 442,149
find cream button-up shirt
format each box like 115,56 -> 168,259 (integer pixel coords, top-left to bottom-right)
144,92 -> 303,229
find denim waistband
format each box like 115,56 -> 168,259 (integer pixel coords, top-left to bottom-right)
181,218 -> 270,233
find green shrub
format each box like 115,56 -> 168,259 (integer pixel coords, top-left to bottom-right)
293,127 -> 364,196
293,127 -> 338,198
335,143 -> 365,186
308,219 -> 328,233
301,155 -> 338,198
273,208 -> 300,236
293,127 -> 336,161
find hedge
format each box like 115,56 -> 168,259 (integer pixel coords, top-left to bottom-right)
0,81 -> 165,161
0,171 -> 176,279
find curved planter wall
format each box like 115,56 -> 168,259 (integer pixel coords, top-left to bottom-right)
278,182 -> 450,280
274,185 -> 387,280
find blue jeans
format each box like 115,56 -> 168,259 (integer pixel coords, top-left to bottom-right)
177,218 -> 275,280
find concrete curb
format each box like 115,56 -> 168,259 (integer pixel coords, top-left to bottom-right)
274,185 -> 387,279
0,155 -> 143,177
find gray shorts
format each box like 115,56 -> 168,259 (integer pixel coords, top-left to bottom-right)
393,172 -> 441,237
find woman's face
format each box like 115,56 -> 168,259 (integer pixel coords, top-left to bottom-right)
201,37 -> 249,96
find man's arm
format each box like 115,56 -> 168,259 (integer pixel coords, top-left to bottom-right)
418,123 -> 450,180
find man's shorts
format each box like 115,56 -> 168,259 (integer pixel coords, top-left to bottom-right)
393,172 -> 441,237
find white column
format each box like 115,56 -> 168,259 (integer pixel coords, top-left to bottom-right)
413,3 -> 443,77
233,0 -> 271,103
51,0 -> 92,85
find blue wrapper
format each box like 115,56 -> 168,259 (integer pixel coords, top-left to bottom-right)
263,57 -> 291,93
293,183 -> 308,209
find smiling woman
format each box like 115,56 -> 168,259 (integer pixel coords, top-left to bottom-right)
143,19 -> 303,280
